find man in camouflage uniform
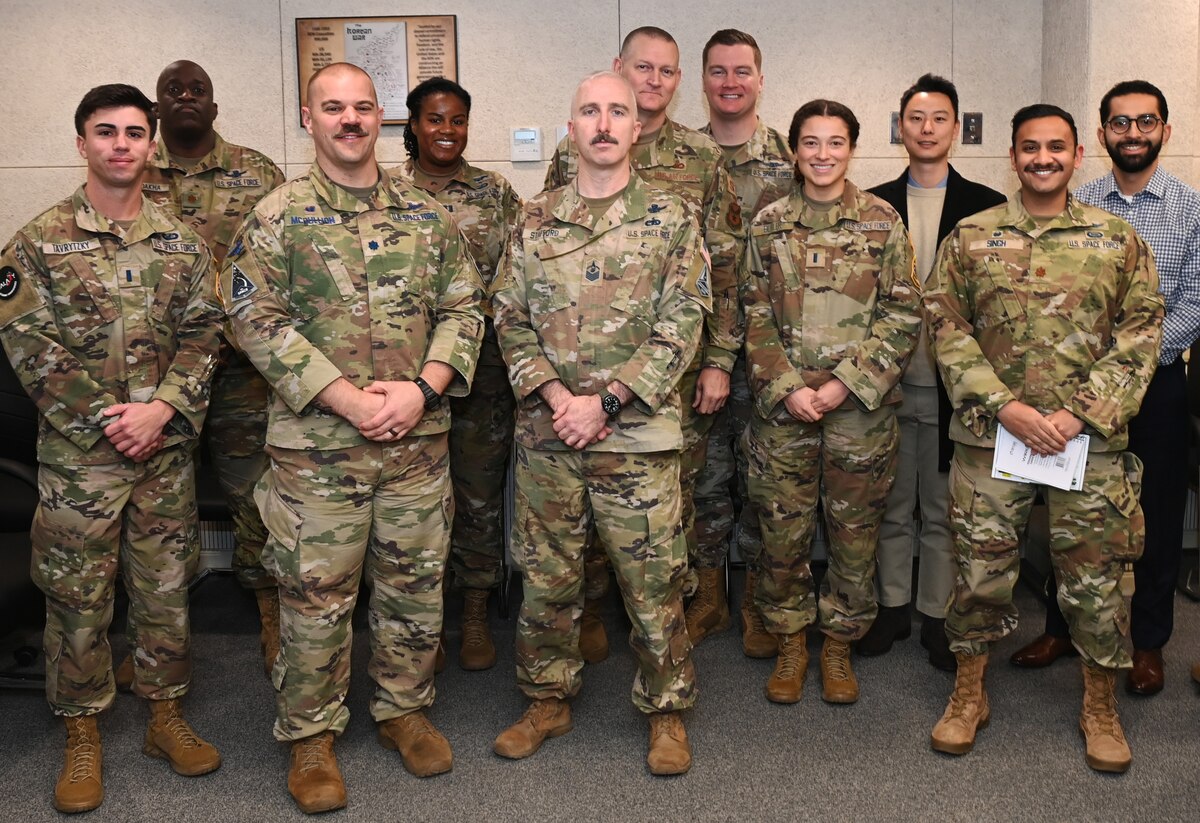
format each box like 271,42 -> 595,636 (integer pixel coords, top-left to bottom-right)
690,28 -> 794,654
220,64 -> 482,813
545,26 -> 743,661
391,76 -> 522,671
925,104 -> 1163,773
493,71 -> 709,775
111,60 -> 287,687
0,84 -> 223,814
744,100 -> 920,707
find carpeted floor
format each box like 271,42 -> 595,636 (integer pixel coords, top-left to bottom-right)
1,570 -> 1197,822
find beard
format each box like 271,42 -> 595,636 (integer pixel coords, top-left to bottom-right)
1106,135 -> 1163,174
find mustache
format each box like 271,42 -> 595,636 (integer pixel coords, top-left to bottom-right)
1023,164 -> 1063,173
590,131 -> 619,145
337,125 -> 368,137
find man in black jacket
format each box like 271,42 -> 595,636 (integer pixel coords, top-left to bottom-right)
862,74 -> 1006,670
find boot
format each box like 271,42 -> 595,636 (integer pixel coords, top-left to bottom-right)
579,597 -> 609,664
114,653 -> 134,693
647,712 -> 691,775
740,571 -> 777,658
856,604 -> 911,656
684,567 -> 731,645
377,711 -> 453,777
765,631 -> 808,703
287,732 -> 346,814
931,652 -> 990,755
820,637 -> 859,703
54,716 -> 103,814
143,699 -> 222,776
1080,662 -> 1132,773
255,587 -> 280,678
494,698 -> 573,759
435,628 -> 446,674
920,616 -> 956,672
459,588 -> 496,671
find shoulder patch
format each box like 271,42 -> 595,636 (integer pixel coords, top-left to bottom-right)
695,265 -> 711,298
230,263 -> 258,300
0,267 -> 19,299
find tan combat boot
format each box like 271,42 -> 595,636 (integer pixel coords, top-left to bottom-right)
647,712 -> 691,775
931,652 -> 990,755
255,586 -> 281,678
494,698 -> 573,759
288,732 -> 346,814
765,631 -> 808,703
1080,662 -> 1132,773
114,653 -> 134,693
820,637 -> 859,704
579,597 -> 609,664
459,588 -> 496,671
143,698 -> 222,776
684,567 -> 731,645
54,716 -> 103,814
741,571 -> 777,658
378,711 -> 453,777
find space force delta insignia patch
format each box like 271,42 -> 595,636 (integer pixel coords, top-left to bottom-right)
229,263 -> 258,300
0,266 -> 18,299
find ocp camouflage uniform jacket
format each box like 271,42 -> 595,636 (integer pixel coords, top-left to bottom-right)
744,180 -> 921,421
699,119 -> 794,220
924,192 -> 1164,452
0,187 -> 222,465
219,163 -> 484,451
394,157 -> 522,368
142,133 -> 285,267
494,173 -> 710,453
544,118 -> 743,374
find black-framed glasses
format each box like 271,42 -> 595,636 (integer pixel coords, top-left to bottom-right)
1105,114 -> 1163,134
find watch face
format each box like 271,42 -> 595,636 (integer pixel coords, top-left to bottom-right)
602,393 -> 622,416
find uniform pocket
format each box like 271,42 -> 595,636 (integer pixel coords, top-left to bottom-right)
258,481 -> 304,587
1103,452 -> 1145,563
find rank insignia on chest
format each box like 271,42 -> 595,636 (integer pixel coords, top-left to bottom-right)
185,194 -> 202,206
585,260 -> 600,282
368,240 -> 379,250
230,263 -> 257,300
807,250 -> 828,268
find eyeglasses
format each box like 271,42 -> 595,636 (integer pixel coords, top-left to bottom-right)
1104,114 -> 1163,134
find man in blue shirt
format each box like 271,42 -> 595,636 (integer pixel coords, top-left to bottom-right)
1011,80 -> 1200,695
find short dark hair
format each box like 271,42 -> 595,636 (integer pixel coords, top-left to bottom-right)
620,26 -> 677,57
1099,79 -> 1168,124
74,84 -> 156,139
788,99 -> 861,151
404,77 -> 471,160
1010,103 -> 1078,147
900,73 -> 959,120
702,29 -> 762,71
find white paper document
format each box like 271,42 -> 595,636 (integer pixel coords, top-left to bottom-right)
991,424 -> 1089,491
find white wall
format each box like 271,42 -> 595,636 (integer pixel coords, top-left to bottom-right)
1,1 -> 1196,242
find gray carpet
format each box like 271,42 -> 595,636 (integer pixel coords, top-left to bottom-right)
1,572 -> 1197,822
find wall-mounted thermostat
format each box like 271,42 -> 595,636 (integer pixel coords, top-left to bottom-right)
511,127 -> 542,162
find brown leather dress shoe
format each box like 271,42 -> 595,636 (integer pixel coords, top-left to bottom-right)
1126,648 -> 1164,696
1009,633 -> 1076,668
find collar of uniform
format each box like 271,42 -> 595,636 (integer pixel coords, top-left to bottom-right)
700,118 -> 779,167
783,179 -> 865,230
1004,190 -> 1097,236
553,172 -> 647,232
637,118 -> 685,169
150,132 -> 233,175
403,157 -> 484,192
309,161 -> 404,213
72,186 -> 178,242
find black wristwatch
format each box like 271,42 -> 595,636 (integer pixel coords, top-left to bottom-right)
600,391 -> 623,418
413,376 -> 441,411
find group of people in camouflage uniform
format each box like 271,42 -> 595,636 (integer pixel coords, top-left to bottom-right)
1,20 -> 1197,817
